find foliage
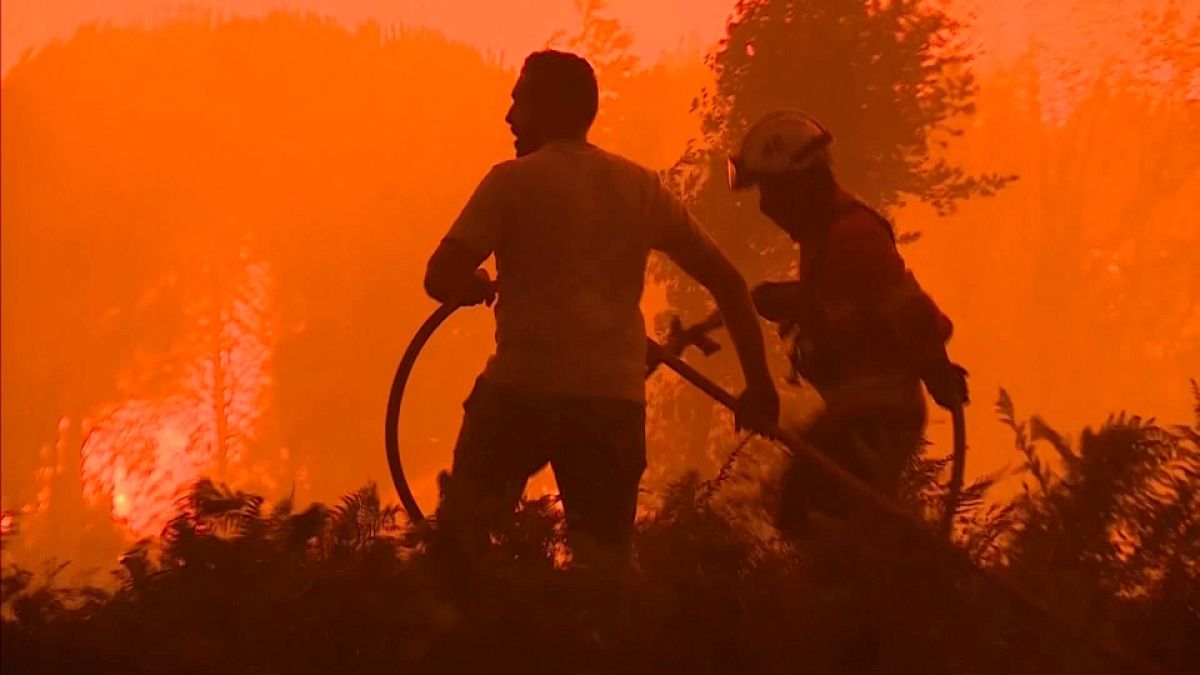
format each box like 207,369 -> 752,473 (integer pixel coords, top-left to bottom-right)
3,5 -> 1198,671
662,0 -> 1013,288
4,388 -> 1198,674
650,0 -> 1014,480
691,0 -> 1011,212
987,386 -> 1200,672
546,0 -> 638,96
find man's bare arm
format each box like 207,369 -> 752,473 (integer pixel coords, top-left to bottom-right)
424,239 -> 495,307
660,229 -> 778,431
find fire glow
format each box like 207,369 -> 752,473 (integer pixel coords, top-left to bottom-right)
79,256 -> 276,537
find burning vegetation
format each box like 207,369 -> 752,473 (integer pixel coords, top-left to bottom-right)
3,387 -> 1198,673
2,1 -> 1198,672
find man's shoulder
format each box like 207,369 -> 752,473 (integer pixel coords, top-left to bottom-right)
490,147 -> 573,178
593,145 -> 655,171
556,143 -> 660,180
485,156 -> 523,178
501,142 -> 662,190
607,151 -> 666,188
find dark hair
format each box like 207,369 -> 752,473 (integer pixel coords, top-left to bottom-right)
519,50 -> 599,137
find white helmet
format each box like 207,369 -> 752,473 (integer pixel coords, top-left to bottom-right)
727,110 -> 833,191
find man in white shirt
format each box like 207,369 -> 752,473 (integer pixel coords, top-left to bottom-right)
424,50 -> 777,559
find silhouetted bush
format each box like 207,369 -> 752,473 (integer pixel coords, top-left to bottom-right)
4,387 -> 1197,674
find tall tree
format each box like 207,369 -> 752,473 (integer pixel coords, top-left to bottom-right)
650,0 -> 1010,475
75,251 -> 277,538
670,0 -> 1010,273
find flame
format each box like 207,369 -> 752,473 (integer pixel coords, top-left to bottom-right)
79,252 -> 277,537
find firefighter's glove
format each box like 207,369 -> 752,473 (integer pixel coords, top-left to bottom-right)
751,281 -> 806,323
923,359 -> 970,410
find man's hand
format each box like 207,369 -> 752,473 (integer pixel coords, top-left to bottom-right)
425,239 -> 495,307
735,380 -> 781,436
654,208 -> 776,432
922,359 -> 969,409
462,269 -> 497,307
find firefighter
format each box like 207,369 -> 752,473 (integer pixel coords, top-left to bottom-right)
727,110 -> 968,532
423,51 -> 778,564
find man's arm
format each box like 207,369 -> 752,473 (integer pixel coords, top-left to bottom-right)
424,239 -> 495,307
656,221 -> 779,432
424,164 -> 507,306
666,237 -> 773,388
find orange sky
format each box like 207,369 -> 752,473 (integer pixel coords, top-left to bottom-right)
2,0 -> 727,74
5,0 -> 1196,78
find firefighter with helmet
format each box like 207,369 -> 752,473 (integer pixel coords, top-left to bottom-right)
728,110 -> 969,533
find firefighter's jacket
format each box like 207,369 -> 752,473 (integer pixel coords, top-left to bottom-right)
755,198 -> 953,398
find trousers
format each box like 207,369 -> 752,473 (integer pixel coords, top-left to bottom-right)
435,377 -> 647,552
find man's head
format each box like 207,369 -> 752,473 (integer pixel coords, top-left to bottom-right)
728,111 -> 836,240
506,50 -> 599,157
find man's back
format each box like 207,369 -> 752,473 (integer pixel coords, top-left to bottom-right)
425,49 -> 777,561
446,140 -> 693,403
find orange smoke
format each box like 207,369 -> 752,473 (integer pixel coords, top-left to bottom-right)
0,11 -> 704,563
2,2 -> 1196,569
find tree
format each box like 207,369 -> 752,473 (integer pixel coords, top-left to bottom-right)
187,247 -> 276,484
651,0 -> 1011,476
673,0 -> 1012,260
546,1 -> 639,111
76,250 -> 278,539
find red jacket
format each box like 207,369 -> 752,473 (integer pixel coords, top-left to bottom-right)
758,196 -> 952,388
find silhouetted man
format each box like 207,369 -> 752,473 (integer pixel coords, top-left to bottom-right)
424,51 -> 778,560
727,111 -> 968,532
